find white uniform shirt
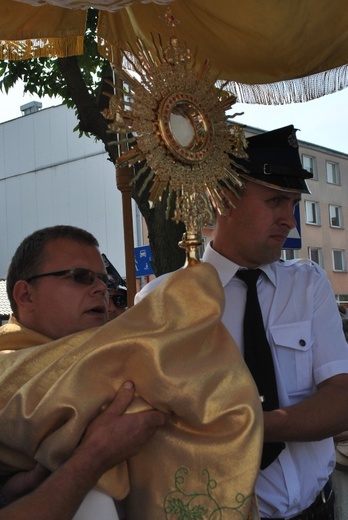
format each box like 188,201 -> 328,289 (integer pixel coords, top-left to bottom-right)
135,243 -> 348,518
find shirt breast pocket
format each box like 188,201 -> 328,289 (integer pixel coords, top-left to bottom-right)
270,321 -> 313,398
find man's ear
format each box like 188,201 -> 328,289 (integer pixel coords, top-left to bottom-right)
218,185 -> 240,214
13,280 -> 35,314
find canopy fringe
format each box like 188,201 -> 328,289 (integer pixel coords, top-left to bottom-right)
0,36 -> 84,61
1,35 -> 347,105
99,36 -> 348,105
223,65 -> 348,105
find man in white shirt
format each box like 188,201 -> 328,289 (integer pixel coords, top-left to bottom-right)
136,125 -> 348,519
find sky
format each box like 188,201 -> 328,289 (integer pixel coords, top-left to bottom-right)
0,80 -> 347,154
232,88 -> 348,155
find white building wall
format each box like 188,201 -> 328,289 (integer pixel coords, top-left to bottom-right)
0,104 -> 139,278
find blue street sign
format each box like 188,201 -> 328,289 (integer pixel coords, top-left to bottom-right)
134,245 -> 154,276
283,205 -> 302,249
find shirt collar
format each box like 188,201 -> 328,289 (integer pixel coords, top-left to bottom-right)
202,241 -> 277,287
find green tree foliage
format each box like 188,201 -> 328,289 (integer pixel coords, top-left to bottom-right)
0,8 -> 185,276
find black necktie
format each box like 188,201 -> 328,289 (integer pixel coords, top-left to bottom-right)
236,268 -> 285,469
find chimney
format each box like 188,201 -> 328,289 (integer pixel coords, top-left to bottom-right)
20,101 -> 42,116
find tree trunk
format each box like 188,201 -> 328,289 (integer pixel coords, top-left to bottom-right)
133,181 -> 186,276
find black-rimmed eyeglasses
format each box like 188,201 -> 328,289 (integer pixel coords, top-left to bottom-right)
25,268 -> 109,286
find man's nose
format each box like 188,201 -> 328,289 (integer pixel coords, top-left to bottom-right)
281,207 -> 297,230
92,275 -> 108,294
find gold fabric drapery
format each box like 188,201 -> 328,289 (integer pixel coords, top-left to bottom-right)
0,264 -> 262,519
1,0 -> 348,104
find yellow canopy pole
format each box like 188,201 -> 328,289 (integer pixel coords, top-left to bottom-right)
112,58 -> 136,307
116,165 -> 136,307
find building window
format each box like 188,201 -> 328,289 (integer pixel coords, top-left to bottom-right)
337,294 -> 348,304
302,154 -> 317,180
332,250 -> 347,272
329,205 -> 343,228
281,249 -> 298,261
308,247 -> 324,268
326,162 -> 341,185
305,200 -> 320,225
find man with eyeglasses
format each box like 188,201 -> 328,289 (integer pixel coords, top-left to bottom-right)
7,226 -> 111,339
0,224 -> 263,520
0,225 -> 166,519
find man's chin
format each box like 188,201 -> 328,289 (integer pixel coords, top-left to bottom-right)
82,313 -> 108,329
260,248 -> 282,266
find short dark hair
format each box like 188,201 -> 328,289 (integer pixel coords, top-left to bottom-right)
7,225 -> 99,316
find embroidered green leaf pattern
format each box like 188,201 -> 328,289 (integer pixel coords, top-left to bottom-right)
164,467 -> 253,519
167,497 -> 208,519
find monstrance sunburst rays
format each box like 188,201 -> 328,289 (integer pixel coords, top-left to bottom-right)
103,12 -> 248,264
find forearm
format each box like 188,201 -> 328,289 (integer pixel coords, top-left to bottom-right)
0,382 -> 167,520
264,374 -> 348,442
0,450 -> 104,520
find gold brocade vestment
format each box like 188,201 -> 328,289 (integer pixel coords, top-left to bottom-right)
0,263 -> 262,519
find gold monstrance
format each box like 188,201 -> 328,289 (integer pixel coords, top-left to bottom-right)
103,9 -> 248,266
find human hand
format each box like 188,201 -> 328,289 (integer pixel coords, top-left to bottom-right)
1,381 -> 167,508
75,381 -> 168,476
1,463 -> 50,505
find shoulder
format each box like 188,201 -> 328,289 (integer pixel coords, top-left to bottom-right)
275,258 -> 326,277
272,259 -> 332,300
134,271 -> 175,304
